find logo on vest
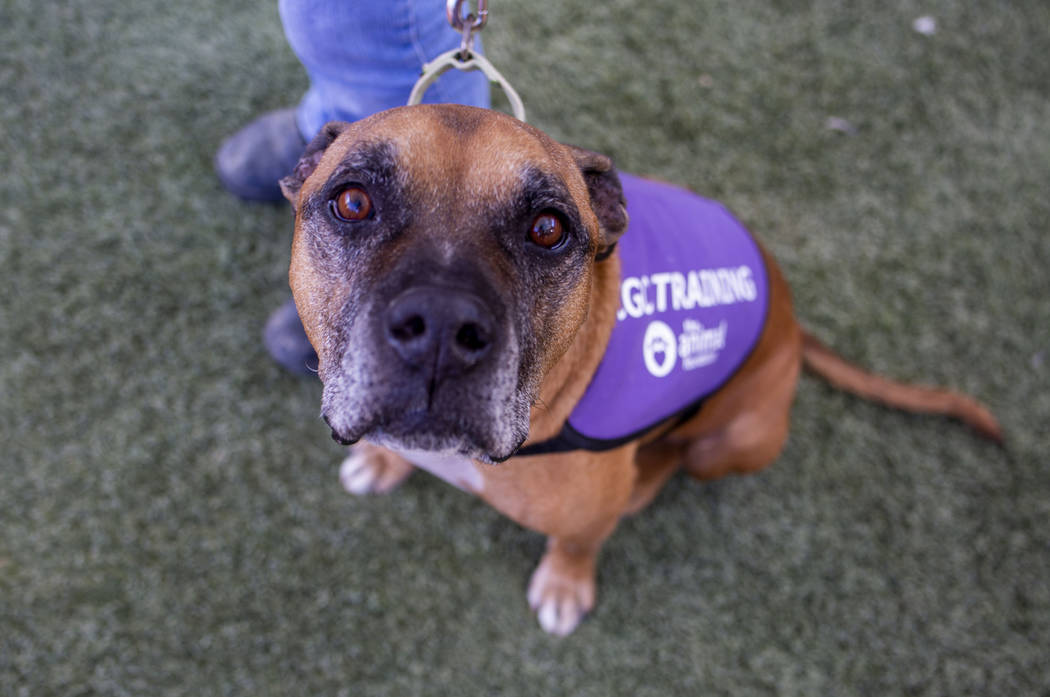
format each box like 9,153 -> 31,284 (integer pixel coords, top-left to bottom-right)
642,320 -> 678,378
678,319 -> 727,370
642,319 -> 728,377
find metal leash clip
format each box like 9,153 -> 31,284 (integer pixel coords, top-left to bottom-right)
407,0 -> 526,122
447,0 -> 488,52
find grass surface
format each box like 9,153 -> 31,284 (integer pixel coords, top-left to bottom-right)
3,1 -> 1049,695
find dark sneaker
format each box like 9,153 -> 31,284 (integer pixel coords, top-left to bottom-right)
263,298 -> 319,376
215,108 -> 306,202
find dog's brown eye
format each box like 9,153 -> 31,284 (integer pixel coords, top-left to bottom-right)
333,186 -> 372,221
529,212 -> 565,249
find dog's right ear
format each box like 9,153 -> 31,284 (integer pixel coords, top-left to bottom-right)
279,121 -> 351,210
566,145 -> 629,255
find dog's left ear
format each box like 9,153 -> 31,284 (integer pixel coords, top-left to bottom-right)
279,121 -> 351,210
567,146 -> 629,255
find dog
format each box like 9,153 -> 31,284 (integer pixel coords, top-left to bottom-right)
278,104 -> 1001,636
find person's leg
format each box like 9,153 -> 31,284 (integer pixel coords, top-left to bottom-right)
286,0 -> 490,139
217,0 -> 490,203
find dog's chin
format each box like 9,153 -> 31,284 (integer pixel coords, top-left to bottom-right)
330,410 -> 527,464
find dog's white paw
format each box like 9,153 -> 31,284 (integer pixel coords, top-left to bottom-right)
339,445 -> 413,496
527,551 -> 596,636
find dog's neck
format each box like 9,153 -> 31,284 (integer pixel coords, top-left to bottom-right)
525,255 -> 622,444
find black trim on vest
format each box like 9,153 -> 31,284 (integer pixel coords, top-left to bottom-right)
514,397 -> 709,457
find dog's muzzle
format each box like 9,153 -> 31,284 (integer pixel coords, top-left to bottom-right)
320,279 -> 529,463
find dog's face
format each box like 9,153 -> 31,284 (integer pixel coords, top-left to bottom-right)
280,105 -> 627,463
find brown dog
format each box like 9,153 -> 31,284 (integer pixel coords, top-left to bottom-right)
279,104 -> 1001,636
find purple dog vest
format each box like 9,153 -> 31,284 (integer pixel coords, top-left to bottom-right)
516,173 -> 770,455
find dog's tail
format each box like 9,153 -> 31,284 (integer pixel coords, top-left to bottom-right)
800,330 -> 1003,443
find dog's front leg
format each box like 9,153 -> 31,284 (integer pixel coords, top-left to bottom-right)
485,447 -> 637,635
339,441 -> 415,495
527,532 -> 610,636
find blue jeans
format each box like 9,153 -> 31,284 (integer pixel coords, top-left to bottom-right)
279,0 -> 492,139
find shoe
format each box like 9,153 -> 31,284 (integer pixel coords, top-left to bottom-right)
215,108 -> 306,202
263,298 -> 319,376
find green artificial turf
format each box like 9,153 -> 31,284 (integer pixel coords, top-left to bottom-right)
3,1 -> 1049,694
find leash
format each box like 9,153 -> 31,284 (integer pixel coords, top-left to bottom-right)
407,0 -> 527,122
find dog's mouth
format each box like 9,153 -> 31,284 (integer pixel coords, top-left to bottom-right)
323,403 -> 528,465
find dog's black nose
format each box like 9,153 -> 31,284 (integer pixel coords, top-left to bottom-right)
385,287 -> 494,376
